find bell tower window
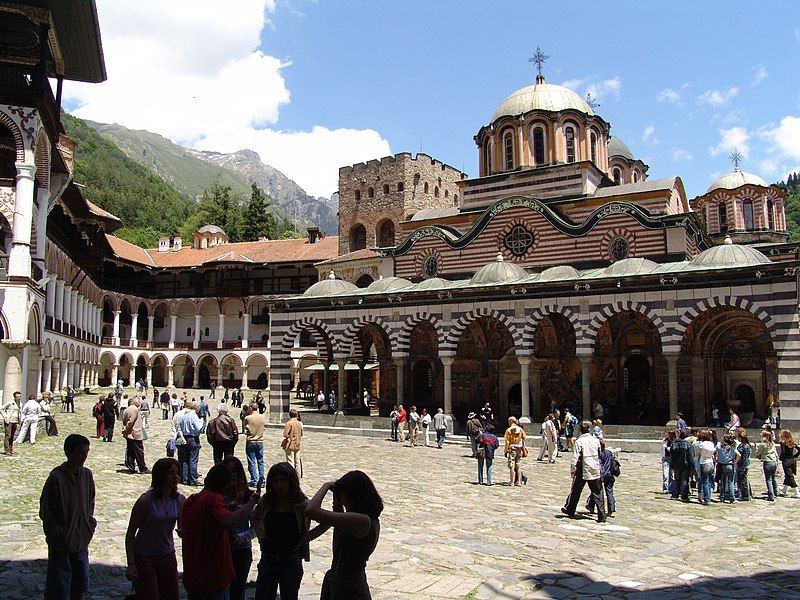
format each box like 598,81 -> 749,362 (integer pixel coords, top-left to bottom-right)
590,131 -> 598,164
767,198 -> 775,229
612,167 -> 621,185
742,198 -> 754,231
565,125 -> 577,163
718,203 -> 728,234
483,141 -> 492,176
503,130 -> 514,170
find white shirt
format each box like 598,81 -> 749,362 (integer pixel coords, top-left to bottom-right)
695,440 -> 716,466
572,433 -> 602,480
543,419 -> 557,440
20,399 -> 41,420
421,413 -> 432,427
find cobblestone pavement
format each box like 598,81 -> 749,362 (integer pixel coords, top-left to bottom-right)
1,394 -> 798,599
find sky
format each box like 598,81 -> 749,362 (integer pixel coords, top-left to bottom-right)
64,0 -> 800,201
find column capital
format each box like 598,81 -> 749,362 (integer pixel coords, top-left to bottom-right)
664,352 -> 680,364
578,354 -> 592,366
440,355 -> 455,366
517,355 -> 532,366
15,162 -> 36,180
1,339 -> 29,351
393,356 -> 408,366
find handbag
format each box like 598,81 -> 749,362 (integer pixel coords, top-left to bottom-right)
281,437 -> 290,450
475,446 -> 486,459
521,445 -> 529,458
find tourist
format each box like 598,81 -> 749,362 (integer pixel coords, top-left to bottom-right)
562,421 -> 604,522
480,402 -> 494,426
407,405 -> 420,447
39,434 -> 96,600
169,392 -> 180,416
198,395 -> 210,432
224,388 -> 230,403
123,397 -> 149,474
476,424 -> 499,485
465,412 -> 482,457
562,408 -> 578,450
694,430 -> 716,505
39,396 -> 59,437
1,391 -> 21,455
363,388 -> 370,408
244,401 -> 266,487
389,405 -> 399,442
158,389 -> 169,420
675,412 -> 688,436
754,429 -> 779,501
586,439 -> 617,517
327,389 -> 336,411
283,409 -> 303,476
592,419 -> 604,439
537,413 -> 557,463
716,433 -> 737,503
15,394 -> 42,445
395,404 -> 407,443
179,401 -> 204,486
253,462 -> 329,600
504,416 -> 527,486
124,457 -> 184,600
669,430 -> 693,502
179,464 -> 260,600
778,429 -> 800,497
120,393 -> 130,411
103,393 -> 119,442
91,396 -> 105,439
661,430 -> 675,494
209,385 -> 216,400
734,428 -> 752,501
256,393 -> 267,414
221,456 -> 256,600
64,385 -> 75,413
306,470 -> 383,599
552,409 -> 562,455
420,408 -> 432,446
593,401 -> 605,421
206,404 -> 239,465
726,407 -> 741,433
317,390 -> 326,411
433,408 -> 448,448
711,405 -> 720,427
140,395 -> 151,429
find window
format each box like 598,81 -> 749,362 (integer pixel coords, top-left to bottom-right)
355,190 -> 361,201
424,182 -> 429,193
376,220 -> 395,247
422,254 -> 439,278
590,131 -> 598,164
398,182 -> 404,192
608,236 -> 630,261
383,184 -> 389,195
503,130 -> 514,170
613,167 -> 621,185
633,171 -> 639,183
204,327 -> 210,336
186,327 -> 192,336
367,187 -> 374,198
349,223 -> 367,251
743,198 -> 754,231
767,199 -> 775,229
434,186 -> 439,197
444,189 -> 449,198
483,143 -> 492,176
565,125 -> 577,163
503,225 -> 534,257
719,203 -> 728,234
532,126 -> 546,165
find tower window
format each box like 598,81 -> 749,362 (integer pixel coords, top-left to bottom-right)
718,203 -> 728,234
355,190 -> 361,201
483,142 -> 492,176
612,167 -> 621,185
503,130 -> 514,170
532,126 -> 546,166
398,182 -> 404,192
633,170 -> 639,183
565,125 -> 577,163
743,198 -> 754,231
434,186 -> 439,197
424,182 -> 429,193
767,198 -> 775,229
590,131 -> 598,164
383,184 -> 389,195
367,187 -> 374,198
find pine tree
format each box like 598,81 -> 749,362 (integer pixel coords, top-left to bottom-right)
242,183 -> 277,241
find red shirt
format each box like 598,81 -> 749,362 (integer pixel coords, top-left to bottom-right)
180,490 -> 234,592
397,408 -> 407,424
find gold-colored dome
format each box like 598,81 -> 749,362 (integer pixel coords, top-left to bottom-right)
492,82 -> 594,122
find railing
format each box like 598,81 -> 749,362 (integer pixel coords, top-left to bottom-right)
101,336 -> 114,345
152,341 -> 170,348
250,340 -> 269,348
222,341 -> 240,349
199,341 -> 216,350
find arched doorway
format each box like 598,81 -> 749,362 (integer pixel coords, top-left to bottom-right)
173,355 -> 194,388
376,219 -> 395,247
407,319 -> 441,412
134,355 -> 148,384
349,322 -> 393,411
151,355 -> 168,387
624,354 -> 651,410
198,355 -> 217,389
532,313 -> 579,418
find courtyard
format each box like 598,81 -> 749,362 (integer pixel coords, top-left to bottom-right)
0,393 -> 798,599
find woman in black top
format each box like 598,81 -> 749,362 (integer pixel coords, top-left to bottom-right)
102,394 -> 119,442
778,429 -> 800,497
307,470 -> 383,600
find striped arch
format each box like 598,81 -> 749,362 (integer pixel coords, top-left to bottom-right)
339,315 -> 397,360
585,301 -> 667,349
442,307 -> 521,355
0,109 -> 25,162
522,305 -> 582,354
281,317 -> 337,360
396,312 -> 444,357
673,296 -> 777,343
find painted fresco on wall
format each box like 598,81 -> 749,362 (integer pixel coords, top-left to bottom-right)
532,315 -> 580,413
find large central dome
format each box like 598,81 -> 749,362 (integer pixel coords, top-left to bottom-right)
492,82 -> 594,122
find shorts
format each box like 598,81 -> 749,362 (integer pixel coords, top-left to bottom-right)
507,447 -> 522,469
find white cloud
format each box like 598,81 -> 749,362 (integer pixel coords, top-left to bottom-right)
657,88 -> 682,104
62,0 -> 389,198
698,87 -> 739,107
762,116 -> 800,162
751,66 -> 768,87
671,148 -> 693,162
758,158 -> 779,176
560,76 -> 621,103
642,125 -> 659,146
560,78 -> 585,91
708,126 -> 750,157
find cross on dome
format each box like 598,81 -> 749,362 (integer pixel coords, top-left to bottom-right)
730,147 -> 743,171
528,46 -> 549,84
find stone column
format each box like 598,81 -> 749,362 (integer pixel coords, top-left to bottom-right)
169,315 -> 178,349
60,360 -> 70,389
42,358 -> 52,393
441,356 -> 454,415
51,361 -> 60,391
130,312 -> 138,346
241,363 -> 250,390
394,357 -> 407,404
242,313 -> 250,349
776,351 -> 800,423
146,364 -> 152,387
192,363 -> 200,389
217,314 -> 225,349
580,355 -> 591,420
45,280 -> 56,318
2,343 -> 26,400
35,187 -> 49,268
111,363 -> 119,386
665,353 -> 679,420
36,357 -> 44,396
63,286 -> 72,330
531,363 -> 541,419
8,163 -> 35,278
147,315 -> 155,343
518,355 -> 531,423
167,364 -> 174,387
336,358 -> 347,410
112,310 -> 121,345
75,295 -> 83,334
54,280 -> 64,323
323,361 -> 330,396
193,314 -> 201,349
69,290 -> 78,330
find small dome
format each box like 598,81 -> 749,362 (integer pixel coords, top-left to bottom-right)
303,271 -> 358,297
197,224 -> 226,235
471,253 -> 528,285
492,82 -> 594,122
411,277 -> 451,291
691,237 -> 771,268
608,137 -> 634,160
365,275 -> 413,293
538,265 -> 581,282
603,258 -> 658,277
707,169 -> 768,194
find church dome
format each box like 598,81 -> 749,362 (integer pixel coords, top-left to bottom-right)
608,137 -> 634,160
707,169 -> 768,193
197,224 -> 226,235
471,253 -> 528,285
603,257 -> 658,276
690,237 -> 771,268
492,82 -> 594,122
365,275 -> 413,293
411,277 -> 450,291
303,272 -> 358,297
538,265 -> 581,282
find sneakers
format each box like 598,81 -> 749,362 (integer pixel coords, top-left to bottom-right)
521,474 -> 528,485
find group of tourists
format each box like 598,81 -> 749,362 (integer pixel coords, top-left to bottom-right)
1,390 -> 59,453
388,404 -> 449,448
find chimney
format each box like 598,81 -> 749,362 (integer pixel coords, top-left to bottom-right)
158,237 -> 170,252
172,236 -> 182,251
307,227 -> 322,244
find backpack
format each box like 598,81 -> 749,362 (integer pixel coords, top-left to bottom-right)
612,457 -> 621,478
92,404 -> 100,418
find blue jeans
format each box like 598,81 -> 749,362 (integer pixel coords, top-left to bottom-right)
719,464 -> 735,501
477,456 -> 493,484
699,464 -> 714,504
246,441 -> 265,486
436,429 -> 446,447
255,551 -> 303,600
183,436 -> 200,485
45,548 -> 89,600
470,436 -> 478,456
763,461 -> 778,499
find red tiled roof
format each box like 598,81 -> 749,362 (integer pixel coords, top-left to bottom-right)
316,248 -> 380,266
86,199 -> 122,222
105,234 -> 339,268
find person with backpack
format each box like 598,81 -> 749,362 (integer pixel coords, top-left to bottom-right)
670,429 -> 693,502
476,425 -> 499,485
562,409 -> 578,450
198,396 -> 210,433
562,421 -> 604,522
465,412 -> 483,457
586,439 -> 618,517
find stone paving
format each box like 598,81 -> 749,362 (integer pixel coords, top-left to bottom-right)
0,392 -> 799,599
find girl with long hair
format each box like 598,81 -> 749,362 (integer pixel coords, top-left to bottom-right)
125,457 -> 184,600
221,456 -> 256,600
778,429 -> 800,497
306,470 -> 383,600
252,462 -> 328,600
715,433 -> 736,503
754,429 -> 779,501
734,428 -> 752,501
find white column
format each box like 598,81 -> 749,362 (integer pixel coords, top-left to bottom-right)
60,360 -> 69,389
394,357 -> 407,404
666,353 -> 679,420
147,315 -> 155,343
111,363 -> 118,386
2,344 -> 25,401
8,162 -> 35,278
146,364 -> 152,387
441,356 -> 453,415
580,355 -> 591,420
519,356 -> 531,423
336,358 -> 347,410
130,312 -> 138,346
35,356 -> 43,396
45,280 -> 56,318
217,314 -> 225,349
42,358 -> 52,393
63,286 -> 72,329
69,290 -> 78,329
193,315 -> 201,349
167,364 -> 174,387
169,315 -> 178,348
241,362 -> 250,390
242,313 -> 250,349
50,361 -> 60,391
192,363 -> 200,388
35,187 -> 49,268
54,280 -> 64,322
95,307 -> 101,339
112,310 -> 121,345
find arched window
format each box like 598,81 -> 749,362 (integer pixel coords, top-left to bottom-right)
565,125 -> 577,163
434,186 -> 439,197
187,327 -> 192,336
532,125 -> 546,166
204,327 -> 210,337
483,142 -> 492,176
424,182 -> 429,194
444,189 -> 449,198
590,131 -> 598,164
632,170 -> 639,183
502,129 -> 515,170
743,198 -> 754,231
354,190 -> 361,201
349,223 -> 367,251
612,167 -> 621,185
718,202 -> 728,234
767,198 -> 775,229
383,184 -> 389,195
367,187 -> 374,198
376,219 -> 395,247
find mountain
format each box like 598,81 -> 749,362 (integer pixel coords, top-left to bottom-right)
85,120 -> 337,234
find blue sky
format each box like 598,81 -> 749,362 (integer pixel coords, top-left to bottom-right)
68,1 -> 800,200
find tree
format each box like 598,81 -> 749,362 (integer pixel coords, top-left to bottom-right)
242,183 -> 277,241
179,177 -> 244,242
